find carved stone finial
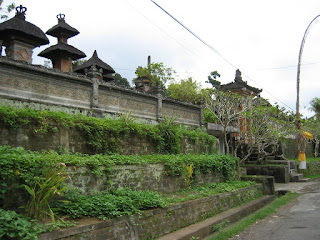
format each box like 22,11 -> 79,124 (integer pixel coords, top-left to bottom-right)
57,13 -> 66,22
235,69 -> 243,83
15,5 -> 27,20
148,55 -> 151,66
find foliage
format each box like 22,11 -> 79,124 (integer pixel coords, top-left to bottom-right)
204,108 -> 219,123
206,70 -> 221,88
0,0 -> 15,20
0,145 -> 237,206
114,73 -> 131,88
185,164 -> 194,188
0,105 -> 216,155
0,208 -> 42,240
212,219 -> 230,233
167,77 -> 204,104
205,89 -> 253,154
237,102 -> 296,163
157,116 -> 180,153
135,62 -> 174,88
209,192 -> 298,240
309,97 -> 320,119
24,163 -> 67,222
53,188 -> 167,220
164,180 -> 257,204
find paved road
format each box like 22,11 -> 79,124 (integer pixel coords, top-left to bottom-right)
231,180 -> 320,240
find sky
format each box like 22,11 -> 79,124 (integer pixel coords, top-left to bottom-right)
2,0 -> 320,118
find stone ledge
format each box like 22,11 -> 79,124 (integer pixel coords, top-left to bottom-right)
159,195 -> 275,240
39,185 -> 264,240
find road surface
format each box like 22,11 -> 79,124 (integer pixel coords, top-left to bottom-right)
231,180 -> 320,240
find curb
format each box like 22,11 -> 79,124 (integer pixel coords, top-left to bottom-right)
158,195 -> 275,240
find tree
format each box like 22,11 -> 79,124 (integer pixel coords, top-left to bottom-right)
135,62 -> 174,89
114,73 -> 130,88
0,1 -> 15,20
236,102 -> 296,163
167,77 -> 204,104
206,71 -> 221,88
205,89 -> 253,154
309,97 -> 320,119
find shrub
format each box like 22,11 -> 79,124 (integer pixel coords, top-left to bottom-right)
0,208 -> 41,240
53,188 -> 167,220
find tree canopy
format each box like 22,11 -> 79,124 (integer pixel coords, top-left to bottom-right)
135,62 -> 174,88
167,77 -> 206,104
206,71 -> 221,88
0,1 -> 15,20
309,97 -> 320,119
114,73 -> 130,88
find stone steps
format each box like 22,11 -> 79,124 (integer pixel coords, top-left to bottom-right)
290,173 -> 310,182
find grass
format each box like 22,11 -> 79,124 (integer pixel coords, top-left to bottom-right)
295,157 -> 320,164
209,192 -> 299,240
161,181 -> 258,205
304,173 -> 320,179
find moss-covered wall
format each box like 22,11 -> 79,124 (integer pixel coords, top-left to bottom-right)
0,124 -> 216,155
64,164 -> 223,194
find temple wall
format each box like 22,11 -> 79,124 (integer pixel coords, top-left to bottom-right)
0,58 -> 202,126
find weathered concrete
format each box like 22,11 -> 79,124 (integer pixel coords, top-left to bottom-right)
159,195 -> 274,240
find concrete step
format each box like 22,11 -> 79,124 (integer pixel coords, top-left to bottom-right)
157,196 -> 274,240
290,173 -> 303,182
298,178 -> 311,182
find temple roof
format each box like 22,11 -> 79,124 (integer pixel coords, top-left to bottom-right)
38,42 -> 86,60
46,14 -> 79,39
220,69 -> 262,95
0,5 -> 49,46
74,50 -> 115,80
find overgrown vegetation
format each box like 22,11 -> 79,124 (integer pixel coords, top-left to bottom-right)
0,145 -> 239,206
164,181 -> 257,204
53,188 -> 167,220
0,105 -> 216,155
24,163 -> 67,222
0,208 -> 41,240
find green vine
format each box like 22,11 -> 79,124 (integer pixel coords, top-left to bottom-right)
0,105 -> 216,155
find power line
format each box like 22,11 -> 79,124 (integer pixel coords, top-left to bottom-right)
150,0 -> 237,70
124,0 -> 198,57
257,61 -> 320,71
150,0 -> 295,111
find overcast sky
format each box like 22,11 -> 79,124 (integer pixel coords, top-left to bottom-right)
2,0 -> 320,117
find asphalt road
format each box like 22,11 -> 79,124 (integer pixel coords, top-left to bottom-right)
231,180 -> 320,240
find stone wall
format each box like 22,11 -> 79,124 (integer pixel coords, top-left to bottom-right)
0,58 -> 202,126
0,124 -> 215,155
64,164 -> 223,194
39,185 -> 263,240
245,165 -> 290,183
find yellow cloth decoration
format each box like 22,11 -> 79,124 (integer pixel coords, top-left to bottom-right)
302,131 -> 313,140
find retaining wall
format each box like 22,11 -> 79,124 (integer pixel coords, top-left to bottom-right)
39,185 -> 263,240
65,164 -> 224,194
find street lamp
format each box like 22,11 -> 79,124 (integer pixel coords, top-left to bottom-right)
296,14 -> 320,129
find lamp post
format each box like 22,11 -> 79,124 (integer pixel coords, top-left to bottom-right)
296,14 -> 320,129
